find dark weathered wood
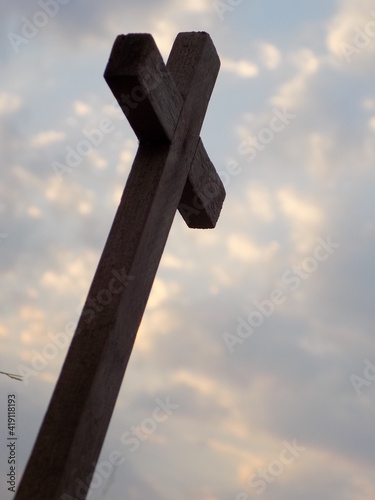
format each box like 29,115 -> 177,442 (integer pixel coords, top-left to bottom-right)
166,33 -> 225,228
104,33 -> 183,143
179,138 -> 226,228
106,32 -> 225,228
15,32 -> 224,500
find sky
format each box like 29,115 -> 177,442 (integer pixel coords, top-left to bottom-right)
1,0 -> 375,499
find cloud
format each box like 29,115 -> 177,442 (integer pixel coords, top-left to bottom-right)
40,249 -> 98,296
327,0 -> 375,66
271,48 -> 319,109
246,184 -> 275,221
221,57 -> 259,78
73,101 -> 92,116
368,116 -> 375,132
26,206 -> 41,218
227,233 -> 279,262
137,307 -> 181,353
148,19 -> 179,59
2,2 -> 375,500
182,0 -> 211,13
307,132 -> 337,182
277,189 -> 322,225
277,188 -> 323,252
258,41 -> 282,69
146,278 -> 182,309
19,305 -> 47,348
0,92 -> 21,114
0,323 -> 9,338
30,130 -> 66,148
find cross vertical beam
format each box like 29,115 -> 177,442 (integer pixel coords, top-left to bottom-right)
15,32 -> 224,500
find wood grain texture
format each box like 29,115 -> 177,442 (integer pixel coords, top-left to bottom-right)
167,32 -> 225,228
15,32 -> 224,500
104,33 -> 182,143
105,31 -> 225,228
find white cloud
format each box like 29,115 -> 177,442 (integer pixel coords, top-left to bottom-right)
221,57 -> 259,78
246,184 -> 275,221
19,305 -> 47,347
227,234 -> 279,262
116,140 -> 137,175
271,48 -> 319,108
277,188 -> 323,252
161,253 -> 194,270
89,149 -> 107,170
327,0 -> 375,65
173,370 -> 216,396
152,19 -> 179,60
27,206 -> 42,218
369,116 -> 375,132
0,323 -> 9,338
30,130 -> 66,148
182,0 -> 210,13
277,188 -> 322,225
77,200 -> 93,215
173,370 -> 234,412
45,177 -> 96,215
137,307 -> 180,352
40,251 -> 97,296
307,132 -> 336,182
291,48 -> 320,74
258,41 -> 282,70
0,92 -> 21,114
147,277 -> 182,309
73,101 -> 92,116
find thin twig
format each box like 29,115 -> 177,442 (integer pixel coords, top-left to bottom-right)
0,371 -> 23,382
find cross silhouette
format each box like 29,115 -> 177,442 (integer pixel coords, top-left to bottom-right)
15,31 -> 225,500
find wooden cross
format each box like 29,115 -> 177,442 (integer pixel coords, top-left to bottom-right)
15,31 -> 225,500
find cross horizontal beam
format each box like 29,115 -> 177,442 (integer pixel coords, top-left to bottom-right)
105,32 -> 225,228
15,32 -> 224,500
